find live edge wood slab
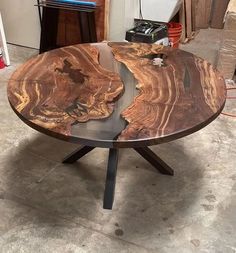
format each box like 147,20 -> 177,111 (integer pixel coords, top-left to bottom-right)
8,42 -> 226,209
8,42 -> 226,148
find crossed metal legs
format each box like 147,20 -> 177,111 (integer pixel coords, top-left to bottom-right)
63,146 -> 174,210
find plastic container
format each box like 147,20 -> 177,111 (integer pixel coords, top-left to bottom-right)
168,22 -> 182,48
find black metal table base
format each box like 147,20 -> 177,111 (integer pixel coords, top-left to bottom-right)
63,146 -> 174,210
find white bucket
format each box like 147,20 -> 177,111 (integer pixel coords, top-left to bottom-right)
141,0 -> 183,22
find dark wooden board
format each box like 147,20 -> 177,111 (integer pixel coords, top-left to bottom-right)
185,0 -> 193,38
108,42 -> 226,143
211,0 -> 230,29
179,1 -> 187,42
57,10 -> 82,47
191,0 -> 196,31
56,0 -> 109,45
8,42 -> 226,148
195,0 -> 213,29
8,44 -> 123,135
180,0 -> 196,42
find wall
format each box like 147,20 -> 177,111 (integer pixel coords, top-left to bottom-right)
0,0 -> 139,48
108,0 -> 139,41
141,0 -> 182,23
0,0 -> 40,48
107,0 -> 182,41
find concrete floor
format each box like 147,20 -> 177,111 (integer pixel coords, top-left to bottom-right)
0,30 -> 236,253
180,29 -> 223,66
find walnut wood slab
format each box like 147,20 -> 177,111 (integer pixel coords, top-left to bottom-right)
8,42 -> 226,148
108,42 -> 226,143
8,44 -> 124,137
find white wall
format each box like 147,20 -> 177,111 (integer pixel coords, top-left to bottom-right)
0,0 -> 40,48
108,0 -> 183,41
141,0 -> 182,22
108,0 -> 139,41
0,0 -> 140,47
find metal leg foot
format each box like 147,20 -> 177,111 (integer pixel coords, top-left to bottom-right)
62,146 -> 95,164
103,148 -> 119,210
134,147 -> 174,176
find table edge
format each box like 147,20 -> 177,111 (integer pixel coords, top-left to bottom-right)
8,97 -> 226,148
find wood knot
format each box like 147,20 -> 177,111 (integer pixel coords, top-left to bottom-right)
142,53 -> 167,67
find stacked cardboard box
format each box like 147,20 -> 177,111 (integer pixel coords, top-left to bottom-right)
216,0 -> 236,79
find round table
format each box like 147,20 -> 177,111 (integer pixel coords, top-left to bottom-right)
8,42 -> 226,209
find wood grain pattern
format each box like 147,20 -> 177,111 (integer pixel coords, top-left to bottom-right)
108,42 -> 226,142
8,42 -> 226,148
56,0 -> 109,43
210,0 -> 230,29
94,0 -> 109,41
104,0 -> 110,39
8,44 -> 124,135
185,0 -> 193,38
179,1 -> 187,42
57,10 -> 82,47
191,0 -> 196,31
195,0 -> 212,29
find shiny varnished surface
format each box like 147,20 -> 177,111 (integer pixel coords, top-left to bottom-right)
8,42 -> 226,148
108,42 -> 226,142
8,44 -> 124,136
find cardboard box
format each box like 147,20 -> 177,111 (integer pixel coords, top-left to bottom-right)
216,0 -> 236,79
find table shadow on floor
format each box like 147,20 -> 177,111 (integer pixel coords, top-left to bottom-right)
3,133 -> 205,243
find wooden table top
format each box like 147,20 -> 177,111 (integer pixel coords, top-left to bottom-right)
8,42 -> 226,148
